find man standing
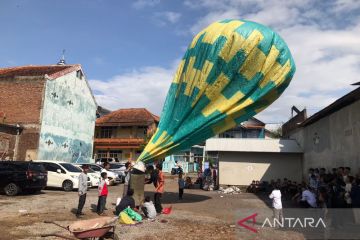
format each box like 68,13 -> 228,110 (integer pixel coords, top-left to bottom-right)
269,184 -> 283,225
154,163 -> 164,214
76,165 -> 89,218
122,162 -> 132,197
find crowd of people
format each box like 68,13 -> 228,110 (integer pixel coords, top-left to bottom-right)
247,167 -> 360,210
75,162 -> 165,221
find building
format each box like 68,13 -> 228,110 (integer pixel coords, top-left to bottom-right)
0,123 -> 22,160
162,117 -> 267,173
206,138 -> 303,185
283,85 -> 360,176
215,117 -> 266,139
162,145 -> 203,173
203,117 -> 303,185
0,65 -> 97,162
94,108 -> 159,161
96,106 -> 111,118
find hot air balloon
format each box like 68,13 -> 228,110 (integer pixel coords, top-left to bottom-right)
138,19 -> 296,162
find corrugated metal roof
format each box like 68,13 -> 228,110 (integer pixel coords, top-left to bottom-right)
205,138 -> 303,153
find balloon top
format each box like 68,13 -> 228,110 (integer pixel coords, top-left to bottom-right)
138,19 -> 296,162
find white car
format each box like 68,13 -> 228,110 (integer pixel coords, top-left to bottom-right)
34,160 -> 91,191
81,163 -> 121,185
74,164 -> 100,187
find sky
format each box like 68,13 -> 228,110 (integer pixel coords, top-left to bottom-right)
1,0 -> 359,124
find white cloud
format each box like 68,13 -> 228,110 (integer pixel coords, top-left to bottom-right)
182,0 -> 360,123
332,0 -> 360,13
132,0 -> 160,9
91,0 -> 360,125
89,61 -> 179,114
153,11 -> 181,26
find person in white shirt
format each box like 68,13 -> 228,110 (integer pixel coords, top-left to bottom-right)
101,162 -> 112,185
269,184 -> 283,223
76,165 -> 89,218
141,196 -> 157,219
300,186 -> 317,208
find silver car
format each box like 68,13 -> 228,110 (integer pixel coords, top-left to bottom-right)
108,163 -> 126,183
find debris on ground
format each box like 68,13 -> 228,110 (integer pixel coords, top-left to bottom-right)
218,186 -> 241,194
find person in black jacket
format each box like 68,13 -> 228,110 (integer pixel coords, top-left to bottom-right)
115,188 -> 135,215
351,178 -> 360,223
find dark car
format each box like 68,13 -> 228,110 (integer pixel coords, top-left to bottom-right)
0,161 -> 47,196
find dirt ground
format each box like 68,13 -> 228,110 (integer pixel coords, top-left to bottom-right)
0,177 -> 306,240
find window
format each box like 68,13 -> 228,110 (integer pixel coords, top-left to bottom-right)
97,150 -> 108,158
219,128 -> 244,138
29,163 -> 46,172
90,165 -> 102,172
76,70 -> 83,79
244,129 -> 260,138
109,150 -> 122,161
99,127 -> 113,138
0,163 -> 10,171
60,163 -> 82,173
43,163 -> 61,172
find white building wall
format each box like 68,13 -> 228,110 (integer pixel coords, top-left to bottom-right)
38,70 -> 97,162
219,152 -> 302,186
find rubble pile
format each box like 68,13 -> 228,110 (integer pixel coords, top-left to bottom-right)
218,186 -> 241,194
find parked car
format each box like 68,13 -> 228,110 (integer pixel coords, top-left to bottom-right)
73,164 -> 100,187
171,167 -> 183,175
0,161 -> 47,196
108,163 -> 126,182
95,158 -> 117,164
34,160 -> 91,191
78,163 -> 121,185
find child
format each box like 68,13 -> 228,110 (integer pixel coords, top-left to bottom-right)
178,173 -> 185,200
269,184 -> 283,225
141,196 -> 157,219
97,172 -> 108,215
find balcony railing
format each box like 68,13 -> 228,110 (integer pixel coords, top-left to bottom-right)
94,138 -> 145,146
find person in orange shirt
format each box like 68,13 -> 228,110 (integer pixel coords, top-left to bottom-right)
154,163 -> 164,213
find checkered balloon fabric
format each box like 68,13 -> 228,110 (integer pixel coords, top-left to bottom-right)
138,19 -> 296,162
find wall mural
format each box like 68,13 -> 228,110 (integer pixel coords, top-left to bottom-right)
38,133 -> 92,163
37,70 -> 96,163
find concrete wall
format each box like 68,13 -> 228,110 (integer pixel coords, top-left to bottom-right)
290,100 -> 360,177
218,152 -> 302,186
37,71 -> 96,163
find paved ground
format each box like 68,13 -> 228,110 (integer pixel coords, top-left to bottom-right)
0,177 -> 305,240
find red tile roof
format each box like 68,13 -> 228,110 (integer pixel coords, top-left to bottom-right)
96,108 -> 159,126
0,65 -> 81,79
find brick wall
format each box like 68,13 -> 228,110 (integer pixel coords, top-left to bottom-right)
17,128 -> 40,160
0,132 -> 16,159
0,77 -> 45,124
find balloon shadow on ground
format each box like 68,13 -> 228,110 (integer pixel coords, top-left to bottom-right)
144,191 -> 211,204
